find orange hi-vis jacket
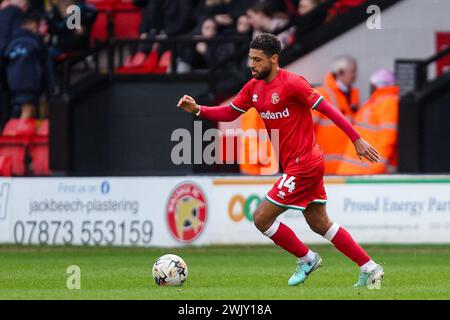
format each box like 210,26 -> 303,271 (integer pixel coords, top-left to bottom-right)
239,108 -> 279,175
313,73 -> 360,175
336,86 -> 400,175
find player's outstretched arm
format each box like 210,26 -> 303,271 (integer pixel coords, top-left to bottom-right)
177,95 -> 242,122
177,95 -> 200,114
315,99 -> 380,163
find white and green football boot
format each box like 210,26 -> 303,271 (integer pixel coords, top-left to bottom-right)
288,253 -> 322,286
354,264 -> 384,289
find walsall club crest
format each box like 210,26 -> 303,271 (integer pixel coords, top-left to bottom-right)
166,182 -> 207,243
271,93 -> 280,104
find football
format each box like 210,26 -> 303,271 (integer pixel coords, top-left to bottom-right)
152,254 -> 188,287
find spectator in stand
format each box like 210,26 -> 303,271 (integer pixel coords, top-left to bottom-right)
229,14 -> 253,79
0,0 -> 30,66
46,0 -> 96,54
246,2 -> 294,49
0,0 -> 29,125
139,0 -> 194,43
195,0 -> 253,35
126,0 -> 194,68
294,0 -> 329,43
4,11 -> 46,118
255,0 -> 292,19
178,17 -> 235,73
236,14 -> 252,37
45,0 -> 96,91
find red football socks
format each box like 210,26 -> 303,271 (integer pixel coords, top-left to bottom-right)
264,220 -> 310,258
325,223 -> 371,266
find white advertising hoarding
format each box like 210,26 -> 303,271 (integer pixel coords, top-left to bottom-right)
0,176 -> 449,246
0,177 -> 212,247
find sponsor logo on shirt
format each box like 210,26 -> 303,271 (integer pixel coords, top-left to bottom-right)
260,107 -> 290,120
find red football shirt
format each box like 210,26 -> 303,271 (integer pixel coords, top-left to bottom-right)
231,68 -> 324,174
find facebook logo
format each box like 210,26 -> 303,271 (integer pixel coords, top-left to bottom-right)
0,183 -> 10,221
100,181 -> 111,195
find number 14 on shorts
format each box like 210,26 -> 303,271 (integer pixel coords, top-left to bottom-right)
278,174 -> 296,193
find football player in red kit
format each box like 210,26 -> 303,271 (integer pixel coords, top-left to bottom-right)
177,33 -> 384,288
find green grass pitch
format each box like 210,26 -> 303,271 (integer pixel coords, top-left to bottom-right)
1,244 -> 449,300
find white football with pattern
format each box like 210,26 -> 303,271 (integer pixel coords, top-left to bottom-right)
152,254 -> 188,287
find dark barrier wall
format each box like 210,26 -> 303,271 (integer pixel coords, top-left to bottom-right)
398,73 -> 450,173
104,81 -> 207,175
51,77 -> 209,176
398,94 -> 421,172
422,88 -> 450,172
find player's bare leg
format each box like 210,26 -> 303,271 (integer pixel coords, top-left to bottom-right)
253,199 -> 322,285
303,202 -> 384,288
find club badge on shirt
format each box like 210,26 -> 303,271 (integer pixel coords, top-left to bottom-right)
271,93 -> 280,104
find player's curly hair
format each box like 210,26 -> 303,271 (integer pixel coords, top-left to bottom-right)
250,33 -> 281,57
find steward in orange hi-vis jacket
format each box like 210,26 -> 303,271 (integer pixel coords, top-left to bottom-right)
313,55 -> 360,175
239,108 -> 279,175
337,69 -> 399,175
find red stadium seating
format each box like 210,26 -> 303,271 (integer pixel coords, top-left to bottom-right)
329,0 -> 366,16
117,50 -> 171,74
154,51 -> 172,74
2,118 -> 36,138
87,0 -> 116,44
0,156 -> 12,177
88,0 -> 142,44
114,0 -> 142,39
29,120 -> 51,176
0,119 -> 36,176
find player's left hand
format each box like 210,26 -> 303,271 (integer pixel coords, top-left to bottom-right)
353,138 -> 380,163
177,95 -> 200,114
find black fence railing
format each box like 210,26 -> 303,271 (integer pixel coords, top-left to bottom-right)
54,42 -> 109,94
395,45 -> 450,97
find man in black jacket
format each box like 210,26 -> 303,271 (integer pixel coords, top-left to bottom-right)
0,0 -> 29,125
4,11 -> 46,118
138,0 -> 195,54
0,0 -> 29,64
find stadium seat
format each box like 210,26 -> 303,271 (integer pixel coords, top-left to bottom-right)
90,11 -> 110,44
117,51 -> 171,74
153,51 -> 172,74
0,155 -> 12,176
124,51 -> 147,67
113,0 -> 142,39
29,120 -> 51,176
117,50 -> 158,74
0,119 -> 36,176
88,0 -> 142,43
330,0 -> 366,15
2,118 -> 36,138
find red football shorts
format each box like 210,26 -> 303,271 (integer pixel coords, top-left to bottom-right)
266,160 -> 327,211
